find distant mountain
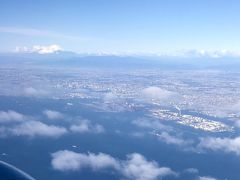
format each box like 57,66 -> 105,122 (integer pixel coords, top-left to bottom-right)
0,51 -> 240,70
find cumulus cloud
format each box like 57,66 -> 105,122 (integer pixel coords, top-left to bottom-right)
121,153 -> 177,180
33,45 -> 62,54
9,121 -> 67,138
23,87 -> 49,97
51,150 -> 177,180
43,110 -> 63,120
15,44 -> 62,54
51,150 -> 119,171
0,110 -> 25,123
70,120 -> 105,134
198,136 -> 240,155
141,87 -> 174,102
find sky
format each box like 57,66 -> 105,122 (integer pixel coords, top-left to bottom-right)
0,0 -> 240,54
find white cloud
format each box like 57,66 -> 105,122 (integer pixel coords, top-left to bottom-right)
51,150 -> 119,171
141,87 -> 175,103
70,120 -> 105,134
183,168 -> 217,180
198,176 -> 217,180
121,153 -> 177,180
51,150 -> 177,180
0,110 -> 25,123
153,132 -> 190,146
185,49 -> 240,58
154,49 -> 240,58
23,87 -> 49,97
198,136 -> 240,155
184,168 -> 199,174
9,121 -> 67,138
43,110 -> 63,120
15,46 -> 29,53
132,119 -> 171,131
32,45 -> 62,54
67,102 -> 73,106
15,45 -> 62,54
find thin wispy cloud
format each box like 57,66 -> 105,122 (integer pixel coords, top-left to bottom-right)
155,49 -> 240,58
132,118 -> 171,131
198,136 -> 240,155
153,131 -> 192,146
0,26 -> 93,42
23,87 -> 49,97
182,168 -> 218,180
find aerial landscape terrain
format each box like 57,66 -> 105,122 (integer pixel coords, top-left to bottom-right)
0,1 -> 240,180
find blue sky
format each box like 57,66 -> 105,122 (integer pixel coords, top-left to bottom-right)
0,0 -> 240,54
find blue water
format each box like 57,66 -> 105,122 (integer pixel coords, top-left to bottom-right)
0,96 -> 239,180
